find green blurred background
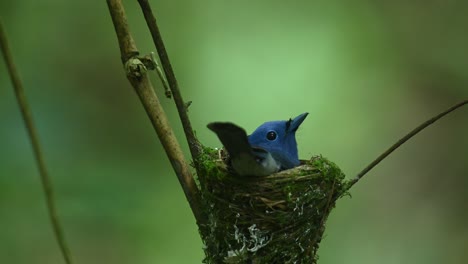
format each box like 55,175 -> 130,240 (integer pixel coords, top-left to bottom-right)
1,1 -> 468,263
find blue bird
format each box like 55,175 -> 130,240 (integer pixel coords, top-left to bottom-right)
207,113 -> 308,176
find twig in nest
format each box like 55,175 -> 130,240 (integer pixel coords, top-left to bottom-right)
348,100 -> 468,190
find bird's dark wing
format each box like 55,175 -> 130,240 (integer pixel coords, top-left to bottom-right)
208,122 -> 278,176
207,122 -> 253,159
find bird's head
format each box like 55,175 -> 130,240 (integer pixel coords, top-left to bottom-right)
248,113 -> 308,164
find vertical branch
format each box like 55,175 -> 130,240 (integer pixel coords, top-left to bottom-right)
137,0 -> 202,164
106,0 -> 205,225
0,20 -> 73,264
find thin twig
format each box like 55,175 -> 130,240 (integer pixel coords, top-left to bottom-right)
106,0 -> 205,225
347,100 -> 468,190
150,52 -> 171,98
137,0 -> 202,164
0,19 -> 73,264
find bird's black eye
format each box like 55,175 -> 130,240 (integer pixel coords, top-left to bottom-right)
266,131 -> 277,141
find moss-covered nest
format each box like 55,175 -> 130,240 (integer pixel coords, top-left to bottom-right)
197,147 -> 348,264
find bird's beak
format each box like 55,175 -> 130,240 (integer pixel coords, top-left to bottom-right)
288,112 -> 309,132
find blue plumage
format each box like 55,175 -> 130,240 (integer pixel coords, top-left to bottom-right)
208,113 -> 308,176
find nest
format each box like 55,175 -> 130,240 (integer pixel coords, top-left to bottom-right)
197,147 -> 348,264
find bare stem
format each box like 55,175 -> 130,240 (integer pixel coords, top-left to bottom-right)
347,100 -> 468,190
150,52 -> 172,98
0,19 -> 73,264
106,0 -> 204,225
136,0 -> 202,164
